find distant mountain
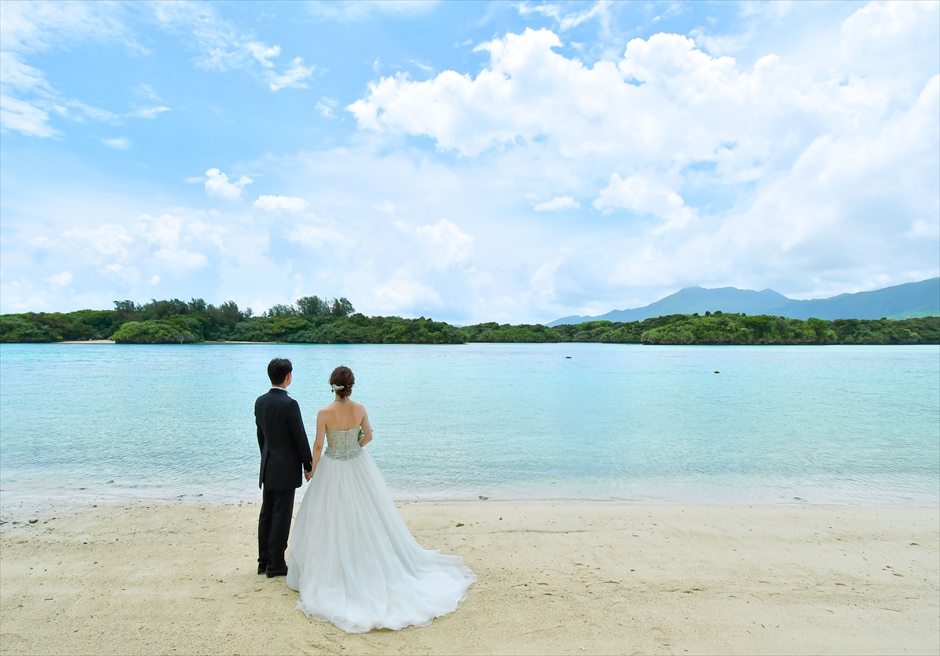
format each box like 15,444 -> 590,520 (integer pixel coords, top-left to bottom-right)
549,278 -> 940,326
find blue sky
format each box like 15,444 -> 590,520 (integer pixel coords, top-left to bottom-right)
1,1 -> 938,323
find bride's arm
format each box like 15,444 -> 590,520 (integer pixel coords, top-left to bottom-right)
358,408 -> 373,447
309,409 -> 326,478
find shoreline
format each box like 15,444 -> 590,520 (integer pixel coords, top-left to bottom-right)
2,500 -> 937,655
3,491 -> 939,526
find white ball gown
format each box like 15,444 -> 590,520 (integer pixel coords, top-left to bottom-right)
286,427 -> 476,633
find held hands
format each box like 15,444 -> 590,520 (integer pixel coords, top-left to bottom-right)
304,468 -> 313,482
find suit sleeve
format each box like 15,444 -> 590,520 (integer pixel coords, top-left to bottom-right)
288,399 -> 313,472
255,399 -> 265,453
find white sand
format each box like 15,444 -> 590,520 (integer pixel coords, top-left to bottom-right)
1,501 -> 937,655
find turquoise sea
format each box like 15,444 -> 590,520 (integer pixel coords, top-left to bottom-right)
1,343 -> 938,512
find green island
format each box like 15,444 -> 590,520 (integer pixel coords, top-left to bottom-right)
1,296 -> 937,345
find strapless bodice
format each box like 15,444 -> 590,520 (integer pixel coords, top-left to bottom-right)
324,426 -> 363,461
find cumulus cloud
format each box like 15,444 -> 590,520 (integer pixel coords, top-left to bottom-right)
534,196 -> 580,212
204,168 -> 253,200
2,3 -> 936,322
342,8 -> 937,303
254,195 -> 309,213
594,174 -> 695,230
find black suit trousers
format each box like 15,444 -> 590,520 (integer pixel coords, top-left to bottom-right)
258,486 -> 295,570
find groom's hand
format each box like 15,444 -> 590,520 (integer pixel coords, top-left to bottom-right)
304,469 -> 312,482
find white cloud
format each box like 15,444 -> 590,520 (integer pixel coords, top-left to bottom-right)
254,195 -> 309,213
398,219 -> 474,271
268,57 -> 315,91
102,263 -> 140,283
527,254 -> 567,305
0,92 -> 56,136
153,248 -> 208,273
137,213 -> 182,249
62,224 -> 133,261
594,174 -> 695,230
151,2 -> 315,93
316,97 -> 339,118
0,1 -> 143,137
1,4 -> 937,323
517,1 -> 612,32
534,196 -> 580,212
285,221 -> 352,250
367,275 -> 441,314
307,1 -> 438,22
247,42 -> 281,68
46,270 -> 73,287
102,137 -> 131,150
131,105 -> 170,119
204,168 -> 253,200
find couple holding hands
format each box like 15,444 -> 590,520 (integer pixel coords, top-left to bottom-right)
254,358 -> 475,633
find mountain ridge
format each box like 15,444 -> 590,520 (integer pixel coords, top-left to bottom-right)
549,277 -> 940,326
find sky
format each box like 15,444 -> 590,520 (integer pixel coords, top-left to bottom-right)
1,0 -> 938,324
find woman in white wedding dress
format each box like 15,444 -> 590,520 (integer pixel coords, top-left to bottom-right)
286,366 -> 476,633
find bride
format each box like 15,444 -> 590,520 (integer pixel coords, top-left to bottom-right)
286,366 -> 476,632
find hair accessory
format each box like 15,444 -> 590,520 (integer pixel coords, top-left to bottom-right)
331,384 -> 345,392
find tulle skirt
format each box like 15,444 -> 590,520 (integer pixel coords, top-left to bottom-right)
286,451 -> 476,633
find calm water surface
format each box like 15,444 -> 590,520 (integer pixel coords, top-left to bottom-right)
1,343 -> 938,511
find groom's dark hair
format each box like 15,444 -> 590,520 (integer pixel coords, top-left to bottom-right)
267,358 -> 293,385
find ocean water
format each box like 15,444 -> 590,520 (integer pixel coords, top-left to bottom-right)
0,343 -> 938,510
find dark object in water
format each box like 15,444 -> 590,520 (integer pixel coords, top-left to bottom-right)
566,356 -> 572,359
714,370 -> 720,374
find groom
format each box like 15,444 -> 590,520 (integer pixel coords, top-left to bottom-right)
255,358 -> 313,578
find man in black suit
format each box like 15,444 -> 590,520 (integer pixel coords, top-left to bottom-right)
255,357 -> 312,577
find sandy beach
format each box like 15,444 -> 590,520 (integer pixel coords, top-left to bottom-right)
1,501 -> 937,655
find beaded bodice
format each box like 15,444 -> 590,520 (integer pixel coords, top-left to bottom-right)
324,427 -> 363,461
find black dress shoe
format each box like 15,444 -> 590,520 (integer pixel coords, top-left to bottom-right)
266,565 -> 288,578
257,563 -> 268,575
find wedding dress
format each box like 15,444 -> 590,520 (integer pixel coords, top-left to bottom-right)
286,427 -> 476,633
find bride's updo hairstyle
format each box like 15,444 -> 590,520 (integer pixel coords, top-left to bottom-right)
329,366 -> 355,399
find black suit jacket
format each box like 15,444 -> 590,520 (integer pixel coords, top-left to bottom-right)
255,388 -> 313,490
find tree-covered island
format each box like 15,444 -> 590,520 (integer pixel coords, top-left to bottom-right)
1,296 -> 937,345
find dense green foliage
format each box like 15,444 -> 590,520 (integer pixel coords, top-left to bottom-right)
1,299 -> 937,345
